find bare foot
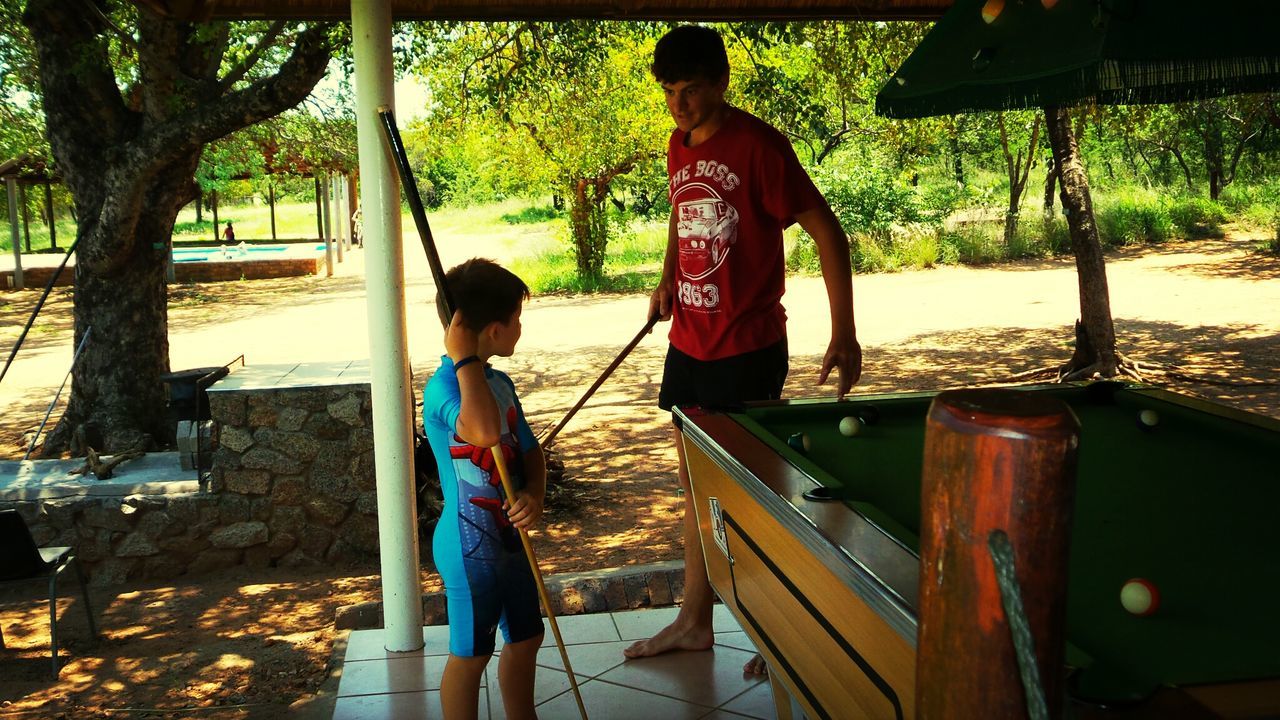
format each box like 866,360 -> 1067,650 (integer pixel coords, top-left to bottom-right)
743,653 -> 768,675
622,621 -> 714,659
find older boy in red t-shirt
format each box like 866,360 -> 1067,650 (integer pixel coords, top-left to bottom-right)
624,25 -> 863,671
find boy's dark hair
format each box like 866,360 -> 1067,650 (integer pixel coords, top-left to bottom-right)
436,258 -> 530,332
651,25 -> 729,85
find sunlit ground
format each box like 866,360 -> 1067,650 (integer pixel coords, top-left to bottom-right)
0,229 -> 1276,716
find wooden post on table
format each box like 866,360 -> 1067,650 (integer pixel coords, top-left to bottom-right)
916,388 -> 1079,720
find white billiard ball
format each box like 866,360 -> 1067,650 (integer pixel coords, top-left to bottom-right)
1120,578 -> 1160,616
838,416 -> 863,437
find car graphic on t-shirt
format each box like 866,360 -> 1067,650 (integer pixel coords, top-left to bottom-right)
674,183 -> 740,280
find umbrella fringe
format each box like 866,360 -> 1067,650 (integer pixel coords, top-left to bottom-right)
877,59 -> 1280,118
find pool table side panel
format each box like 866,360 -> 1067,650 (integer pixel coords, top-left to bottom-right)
724,517 -> 913,720
679,411 -> 920,637
683,436 -> 916,720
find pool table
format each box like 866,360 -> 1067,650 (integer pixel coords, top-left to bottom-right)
675,383 -> 1280,719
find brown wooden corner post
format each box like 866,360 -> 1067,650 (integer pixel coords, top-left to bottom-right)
916,388 -> 1080,720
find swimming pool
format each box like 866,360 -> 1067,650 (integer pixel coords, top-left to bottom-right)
172,243 -> 327,263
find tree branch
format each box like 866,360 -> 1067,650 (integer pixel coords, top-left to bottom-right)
23,0 -> 133,182
219,21 -> 287,92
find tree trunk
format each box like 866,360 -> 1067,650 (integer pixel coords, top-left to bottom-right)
211,190 -> 220,241
950,130 -> 964,186
196,191 -> 203,223
1200,108 -> 1226,200
24,0 -> 334,455
1003,187 -> 1023,247
1043,154 -> 1058,218
269,183 -> 277,240
568,179 -> 609,278
998,114 -> 1041,249
43,159 -> 199,454
1044,105 -> 1120,378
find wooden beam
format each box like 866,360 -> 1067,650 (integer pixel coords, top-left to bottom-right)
136,0 -> 952,21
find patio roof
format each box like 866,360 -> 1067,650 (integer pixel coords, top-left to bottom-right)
135,0 -> 953,21
0,156 -> 59,184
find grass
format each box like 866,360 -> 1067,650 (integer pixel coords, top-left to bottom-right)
509,216 -> 666,294
5,184 -> 1275,287
172,199 -> 326,244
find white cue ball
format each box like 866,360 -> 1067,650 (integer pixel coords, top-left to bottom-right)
1120,578 -> 1160,616
1138,409 -> 1160,428
839,416 -> 863,437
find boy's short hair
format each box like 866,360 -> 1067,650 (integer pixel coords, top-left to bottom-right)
436,258 -> 530,332
651,25 -> 729,85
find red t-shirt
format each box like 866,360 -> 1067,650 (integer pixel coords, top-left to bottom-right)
666,107 -> 824,361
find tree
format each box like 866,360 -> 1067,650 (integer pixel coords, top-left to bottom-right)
1043,104 -> 1137,381
729,21 -> 931,168
995,111 -> 1042,246
20,0 -> 337,454
1177,95 -> 1272,200
411,22 -> 668,278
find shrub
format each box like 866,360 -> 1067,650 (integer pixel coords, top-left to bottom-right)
1006,216 -> 1071,258
501,204 -> 563,224
812,163 -> 922,242
785,231 -> 822,274
894,226 -> 942,269
1166,196 -> 1228,239
850,232 -> 899,273
939,223 -> 1002,265
1096,191 -> 1172,246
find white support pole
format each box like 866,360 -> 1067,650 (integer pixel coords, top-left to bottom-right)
321,172 -> 334,274
332,175 -> 344,263
352,0 -> 424,652
6,177 -> 23,290
343,177 -> 352,250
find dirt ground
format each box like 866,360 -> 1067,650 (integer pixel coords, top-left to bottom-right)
0,229 -> 1277,718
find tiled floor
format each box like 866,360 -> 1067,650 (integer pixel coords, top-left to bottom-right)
332,605 -> 779,719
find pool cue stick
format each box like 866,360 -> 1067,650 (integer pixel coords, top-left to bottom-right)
377,107 -> 588,719
491,448 -> 589,720
540,311 -> 661,449
377,107 -> 453,326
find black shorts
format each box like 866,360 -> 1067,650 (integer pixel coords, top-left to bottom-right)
658,339 -> 788,412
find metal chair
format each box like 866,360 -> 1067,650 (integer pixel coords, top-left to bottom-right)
0,509 -> 98,678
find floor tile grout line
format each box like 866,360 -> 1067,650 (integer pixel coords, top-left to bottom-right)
711,681 -> 766,716
334,687 -> 447,700
584,676 -> 721,711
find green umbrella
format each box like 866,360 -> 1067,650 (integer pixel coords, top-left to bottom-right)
876,0 -> 1280,118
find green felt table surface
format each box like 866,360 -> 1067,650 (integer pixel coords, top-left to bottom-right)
732,384 -> 1280,701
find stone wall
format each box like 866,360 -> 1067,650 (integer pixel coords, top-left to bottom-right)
206,383 -> 381,569
3,382 -> 382,587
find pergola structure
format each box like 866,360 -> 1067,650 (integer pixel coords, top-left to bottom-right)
1,155 -> 62,291
134,0 -> 954,657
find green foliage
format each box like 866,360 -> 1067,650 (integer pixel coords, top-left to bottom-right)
812,158 -> 922,241
502,204 -> 563,225
511,214 -> 665,293
1092,191 -> 1227,247
1221,180 -> 1280,239
410,22 -> 668,276
1095,190 -> 1174,246
1165,196 -> 1228,239
939,223 -> 1003,265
